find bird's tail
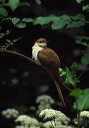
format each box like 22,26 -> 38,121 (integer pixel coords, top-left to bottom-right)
53,79 -> 66,108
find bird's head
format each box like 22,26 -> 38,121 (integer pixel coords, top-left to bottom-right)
34,38 -> 47,48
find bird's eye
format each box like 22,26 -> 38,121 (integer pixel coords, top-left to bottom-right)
39,41 -> 42,43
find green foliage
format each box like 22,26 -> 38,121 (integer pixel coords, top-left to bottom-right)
35,0 -> 42,5
82,4 -> 89,12
0,7 -> 8,16
4,0 -> 30,11
59,63 -> 78,87
1,37 -> 22,50
73,89 -> 89,111
70,88 -> 83,97
7,0 -> 20,11
76,0 -> 84,3
75,36 -> 89,47
33,14 -> 85,30
81,48 -> 89,65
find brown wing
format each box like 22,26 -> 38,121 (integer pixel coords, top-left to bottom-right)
38,48 -> 66,107
38,48 -> 60,68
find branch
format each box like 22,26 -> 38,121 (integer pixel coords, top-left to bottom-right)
0,49 -> 40,66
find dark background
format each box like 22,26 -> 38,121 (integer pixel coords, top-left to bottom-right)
0,0 -> 89,127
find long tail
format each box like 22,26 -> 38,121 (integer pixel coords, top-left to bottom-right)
53,79 -> 66,108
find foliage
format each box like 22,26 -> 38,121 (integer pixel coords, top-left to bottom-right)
33,14 -> 85,30
73,89 -> 89,111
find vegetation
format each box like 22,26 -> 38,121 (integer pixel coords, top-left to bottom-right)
0,0 -> 89,128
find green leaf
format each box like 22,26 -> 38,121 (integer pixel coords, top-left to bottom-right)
33,14 -> 85,30
6,39 -> 11,43
73,88 -> 89,110
16,23 -> 26,28
21,18 -> 33,22
35,0 -> 41,5
76,0 -> 84,3
83,4 -> 89,12
19,2 -> 31,7
13,37 -> 22,42
8,0 -> 20,11
75,36 -> 89,47
0,7 -> 8,16
33,14 -> 70,29
65,67 -> 75,86
67,21 -> 85,28
70,88 -> 83,97
12,17 -> 20,25
0,33 -> 4,38
81,48 -> 89,65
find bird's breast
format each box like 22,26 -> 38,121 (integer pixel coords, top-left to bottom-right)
32,44 -> 43,65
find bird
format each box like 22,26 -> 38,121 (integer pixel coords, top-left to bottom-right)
32,38 -> 66,107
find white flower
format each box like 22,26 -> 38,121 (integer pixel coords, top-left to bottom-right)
39,109 -> 57,121
80,111 -> 89,118
1,108 -> 19,119
15,115 -> 39,126
36,95 -> 55,104
39,109 -> 71,126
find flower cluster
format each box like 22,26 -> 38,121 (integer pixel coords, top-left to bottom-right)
1,108 -> 19,119
15,125 -> 40,128
15,115 -> 39,127
80,111 -> 89,118
36,95 -> 55,115
39,109 -> 71,127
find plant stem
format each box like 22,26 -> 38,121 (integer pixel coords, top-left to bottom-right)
76,96 -> 80,128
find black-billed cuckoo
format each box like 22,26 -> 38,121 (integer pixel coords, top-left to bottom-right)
32,38 -> 66,107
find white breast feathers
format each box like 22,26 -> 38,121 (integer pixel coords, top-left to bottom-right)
32,43 -> 43,65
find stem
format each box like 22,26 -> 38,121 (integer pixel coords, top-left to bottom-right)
76,97 -> 80,128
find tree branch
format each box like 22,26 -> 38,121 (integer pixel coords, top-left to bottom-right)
0,49 -> 39,66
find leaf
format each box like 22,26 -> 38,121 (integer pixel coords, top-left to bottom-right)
75,36 -> 89,47
33,14 -> 85,30
13,37 -> 22,42
6,39 -> 11,43
67,21 -> 85,28
8,0 -> 20,11
76,0 -> 84,3
33,14 -> 70,29
83,4 -> 89,12
16,23 -> 26,28
67,14 -> 85,28
70,88 -> 83,97
21,18 -> 33,23
12,17 -> 20,25
19,2 -> 31,7
73,88 -> 89,110
0,33 -> 4,38
65,67 -> 75,86
81,48 -> 89,65
35,0 -> 41,5
0,7 -> 8,16
71,14 -> 85,21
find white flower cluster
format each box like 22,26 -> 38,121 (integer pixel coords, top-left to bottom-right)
15,125 -> 40,128
44,121 -> 72,128
36,95 -> 55,115
15,115 -> 39,127
39,109 -> 71,127
80,111 -> 89,118
1,108 -> 19,119
36,95 -> 55,104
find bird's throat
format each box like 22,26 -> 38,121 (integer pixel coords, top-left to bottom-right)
32,43 -> 43,65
